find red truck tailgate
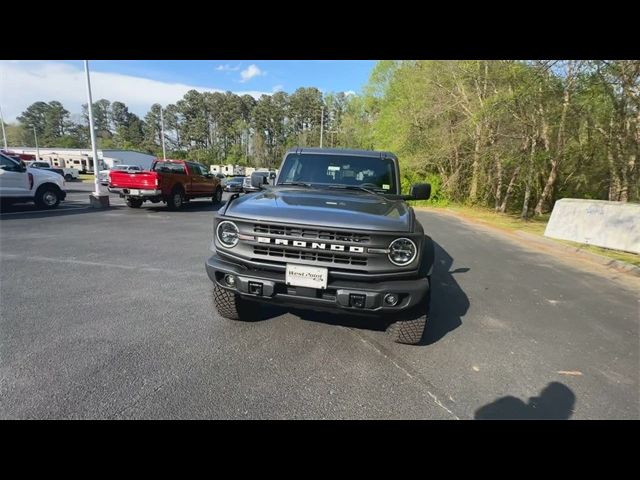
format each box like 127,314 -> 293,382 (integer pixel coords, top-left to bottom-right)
109,171 -> 157,189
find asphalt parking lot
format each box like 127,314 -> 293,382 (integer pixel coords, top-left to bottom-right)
1,182 -> 638,419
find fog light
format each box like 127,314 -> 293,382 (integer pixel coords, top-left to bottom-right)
224,274 -> 236,287
384,293 -> 399,306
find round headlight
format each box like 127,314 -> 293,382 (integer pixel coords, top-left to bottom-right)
388,238 -> 417,266
217,221 -> 239,248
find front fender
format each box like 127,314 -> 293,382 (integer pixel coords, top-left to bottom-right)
419,234 -> 435,278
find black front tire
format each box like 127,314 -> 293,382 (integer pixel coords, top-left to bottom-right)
213,283 -> 258,321
34,185 -> 61,209
64,174 -> 73,181
386,281 -> 431,345
126,197 -> 143,208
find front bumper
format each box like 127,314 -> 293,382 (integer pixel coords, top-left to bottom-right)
206,254 -> 429,314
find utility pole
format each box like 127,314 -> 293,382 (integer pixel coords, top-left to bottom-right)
0,105 -> 8,151
320,106 -> 324,148
84,60 -> 109,208
33,127 -> 40,161
160,107 -> 167,160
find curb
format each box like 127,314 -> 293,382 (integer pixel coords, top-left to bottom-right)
514,230 -> 640,278
418,207 -> 640,279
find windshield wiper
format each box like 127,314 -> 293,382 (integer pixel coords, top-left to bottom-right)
279,182 -> 312,187
324,184 -> 386,196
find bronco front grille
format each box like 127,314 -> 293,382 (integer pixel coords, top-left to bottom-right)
253,246 -> 368,266
253,224 -> 370,243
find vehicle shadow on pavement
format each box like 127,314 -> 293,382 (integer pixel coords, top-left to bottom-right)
420,241 -> 470,345
474,382 -> 576,420
251,241 -> 470,346
0,203 -> 101,220
143,200 -> 227,213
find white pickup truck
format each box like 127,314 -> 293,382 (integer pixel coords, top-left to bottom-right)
0,153 -> 67,208
26,161 -> 80,181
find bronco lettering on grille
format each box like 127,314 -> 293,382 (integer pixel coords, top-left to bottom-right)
255,236 -> 365,253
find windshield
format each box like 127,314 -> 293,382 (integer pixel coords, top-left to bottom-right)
229,177 -> 243,184
277,153 -> 397,194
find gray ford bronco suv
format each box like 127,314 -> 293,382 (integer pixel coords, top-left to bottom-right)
205,147 -> 434,344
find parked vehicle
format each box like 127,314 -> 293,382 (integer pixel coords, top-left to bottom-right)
26,161 -> 80,181
0,153 -> 67,209
206,147 -> 432,344
225,176 -> 245,192
98,164 -> 142,185
215,173 -> 227,188
109,159 -> 223,209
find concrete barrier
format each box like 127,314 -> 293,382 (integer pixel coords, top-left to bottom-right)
544,199 -> 640,254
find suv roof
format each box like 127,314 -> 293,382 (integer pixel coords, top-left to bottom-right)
286,147 -> 397,160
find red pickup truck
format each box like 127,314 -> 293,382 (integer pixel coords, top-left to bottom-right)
109,159 -> 223,209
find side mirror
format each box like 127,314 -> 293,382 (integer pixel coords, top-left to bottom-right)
410,183 -> 431,200
251,175 -> 268,189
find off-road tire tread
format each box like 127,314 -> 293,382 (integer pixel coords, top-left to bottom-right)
386,316 -> 427,344
213,283 -> 257,321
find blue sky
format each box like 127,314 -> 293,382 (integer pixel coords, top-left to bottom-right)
1,60 -> 377,122
73,60 -> 377,94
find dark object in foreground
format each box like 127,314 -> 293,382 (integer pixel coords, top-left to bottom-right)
206,147 -> 434,344
475,382 -> 576,420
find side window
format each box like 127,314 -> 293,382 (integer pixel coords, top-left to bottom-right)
282,158 -> 302,183
0,154 -> 20,170
190,163 -> 206,176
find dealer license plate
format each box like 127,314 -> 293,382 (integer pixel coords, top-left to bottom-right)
285,264 -> 328,289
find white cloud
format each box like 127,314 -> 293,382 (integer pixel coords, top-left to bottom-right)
0,61 -> 271,122
215,63 -> 241,72
271,84 -> 284,92
344,90 -> 357,96
239,64 -> 265,83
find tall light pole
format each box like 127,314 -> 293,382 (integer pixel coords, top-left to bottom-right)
160,106 -> 167,160
320,106 -> 324,148
84,60 -> 109,208
33,127 -> 40,161
0,105 -> 8,151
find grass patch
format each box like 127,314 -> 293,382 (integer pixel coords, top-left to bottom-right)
413,202 -> 640,267
555,241 -> 640,267
78,174 -> 95,183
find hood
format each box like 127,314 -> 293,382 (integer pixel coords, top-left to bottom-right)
224,187 -> 413,232
27,166 -> 63,182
